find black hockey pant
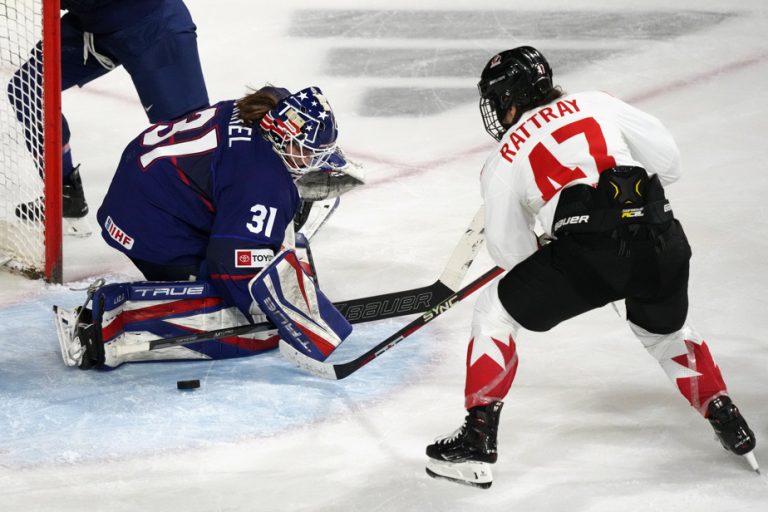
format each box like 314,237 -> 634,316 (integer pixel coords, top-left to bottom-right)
498,220 -> 692,335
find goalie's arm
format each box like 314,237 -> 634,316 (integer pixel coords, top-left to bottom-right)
206,237 -> 278,321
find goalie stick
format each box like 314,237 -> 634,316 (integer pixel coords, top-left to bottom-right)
278,265 -> 505,380
112,207 -> 488,354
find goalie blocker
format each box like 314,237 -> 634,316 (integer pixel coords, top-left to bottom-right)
250,250 -> 352,361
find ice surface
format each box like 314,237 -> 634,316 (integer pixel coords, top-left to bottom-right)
1,1 -> 767,511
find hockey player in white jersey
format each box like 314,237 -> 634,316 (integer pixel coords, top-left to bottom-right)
425,46 -> 758,488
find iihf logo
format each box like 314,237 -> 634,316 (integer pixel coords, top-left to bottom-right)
490,54 -> 502,67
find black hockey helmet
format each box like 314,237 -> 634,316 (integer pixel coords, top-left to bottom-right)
477,46 -> 554,140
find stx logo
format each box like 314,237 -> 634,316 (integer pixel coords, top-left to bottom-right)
235,249 -> 274,268
133,285 -> 206,298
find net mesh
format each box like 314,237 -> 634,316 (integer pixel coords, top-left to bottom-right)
0,0 -> 46,276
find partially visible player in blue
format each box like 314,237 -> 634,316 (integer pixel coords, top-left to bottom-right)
54,86 -> 354,370
9,0 -> 208,225
98,86 -> 318,309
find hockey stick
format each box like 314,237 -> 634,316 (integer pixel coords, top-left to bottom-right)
116,207 -> 487,354
145,323 -> 275,351
279,265 -> 505,380
333,206 -> 486,323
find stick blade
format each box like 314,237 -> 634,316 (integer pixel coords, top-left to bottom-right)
438,205 -> 485,291
279,340 -> 339,380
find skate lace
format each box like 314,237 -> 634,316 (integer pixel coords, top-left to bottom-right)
435,422 -> 468,446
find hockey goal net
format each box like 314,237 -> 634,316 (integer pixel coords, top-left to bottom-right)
0,0 -> 61,282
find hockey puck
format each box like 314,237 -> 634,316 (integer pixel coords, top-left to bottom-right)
176,379 -> 200,390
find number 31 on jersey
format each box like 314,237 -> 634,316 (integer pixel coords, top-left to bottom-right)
247,204 -> 278,237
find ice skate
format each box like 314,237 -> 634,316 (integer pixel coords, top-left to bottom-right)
62,165 -> 89,218
61,165 -> 93,236
54,305 -> 87,367
15,165 -> 93,236
425,402 -> 502,489
53,279 -> 106,369
53,305 -> 102,369
707,395 -> 760,473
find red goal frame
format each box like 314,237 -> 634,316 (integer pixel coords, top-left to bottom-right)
42,0 -> 62,283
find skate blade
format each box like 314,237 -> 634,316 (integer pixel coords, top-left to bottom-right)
425,459 -> 493,489
64,217 -> 93,237
744,451 -> 761,474
52,305 -> 81,367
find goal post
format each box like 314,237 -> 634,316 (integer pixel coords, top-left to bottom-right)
0,0 -> 62,283
43,0 -> 63,283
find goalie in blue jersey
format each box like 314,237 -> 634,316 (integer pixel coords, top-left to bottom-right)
53,86 -> 358,370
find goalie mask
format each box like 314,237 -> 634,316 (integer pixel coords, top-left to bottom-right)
260,86 -> 347,178
477,46 -> 554,141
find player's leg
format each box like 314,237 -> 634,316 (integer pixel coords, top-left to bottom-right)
54,280 -> 277,370
424,280 -> 518,489
427,237 -> 621,487
105,0 -> 208,122
626,221 -> 757,466
60,14 -> 122,224
11,13 -> 118,226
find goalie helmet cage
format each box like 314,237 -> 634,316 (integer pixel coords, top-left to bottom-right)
0,0 -> 62,283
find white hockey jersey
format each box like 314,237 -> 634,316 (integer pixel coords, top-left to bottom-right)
480,90 -> 682,270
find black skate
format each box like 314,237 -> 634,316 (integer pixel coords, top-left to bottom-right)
62,165 -> 89,218
707,395 -> 760,473
15,165 -> 89,220
15,165 -> 92,236
425,402 -> 503,489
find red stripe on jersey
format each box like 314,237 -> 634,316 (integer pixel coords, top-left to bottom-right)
210,273 -> 258,281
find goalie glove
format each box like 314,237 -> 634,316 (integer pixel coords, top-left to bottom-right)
295,158 -> 365,201
250,249 -> 352,361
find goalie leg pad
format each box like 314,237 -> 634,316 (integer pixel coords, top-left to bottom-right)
56,280 -> 278,369
250,250 -> 352,361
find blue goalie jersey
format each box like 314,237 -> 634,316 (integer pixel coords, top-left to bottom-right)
97,101 -> 300,316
